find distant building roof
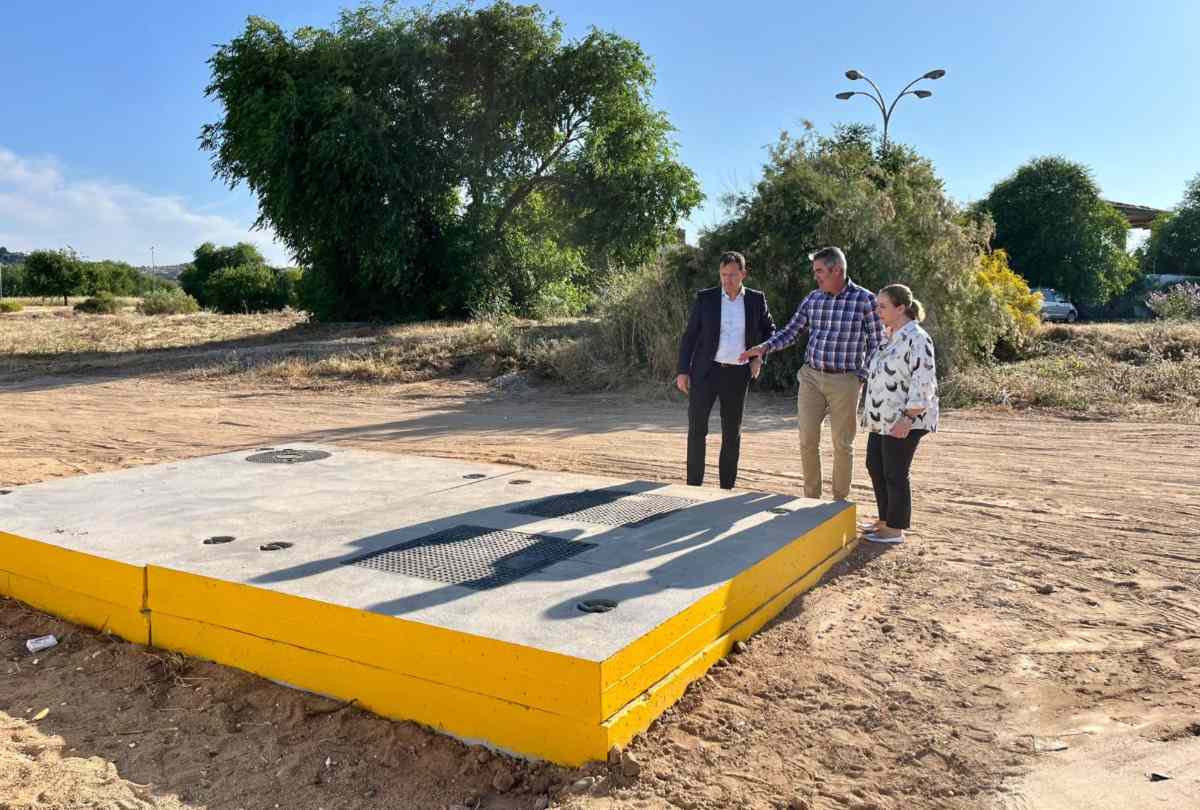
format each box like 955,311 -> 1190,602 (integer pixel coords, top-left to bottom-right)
1104,200 -> 1169,229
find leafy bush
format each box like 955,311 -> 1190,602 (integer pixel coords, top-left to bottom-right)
1,264 -> 30,296
0,300 -> 23,313
526,279 -> 595,320
181,242 -> 267,307
656,127 -> 1011,382
73,292 -> 121,314
274,268 -> 304,310
1146,281 -> 1200,320
589,261 -> 693,382
138,288 -> 201,315
1141,173 -> 1200,277
205,263 -> 286,314
975,249 -> 1042,359
569,128 -> 1055,388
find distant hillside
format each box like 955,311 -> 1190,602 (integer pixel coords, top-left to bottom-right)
0,247 -> 29,265
135,263 -> 190,281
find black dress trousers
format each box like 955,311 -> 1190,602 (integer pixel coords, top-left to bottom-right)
686,363 -> 752,489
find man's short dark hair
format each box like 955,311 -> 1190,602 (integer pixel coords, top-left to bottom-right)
719,251 -> 746,272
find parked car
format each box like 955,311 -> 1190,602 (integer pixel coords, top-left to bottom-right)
1033,287 -> 1078,323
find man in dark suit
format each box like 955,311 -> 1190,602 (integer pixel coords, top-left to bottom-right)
676,251 -> 777,489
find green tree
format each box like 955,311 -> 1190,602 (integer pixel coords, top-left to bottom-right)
180,241 -> 267,306
1,263 -> 29,297
1141,173 -> 1200,277
205,263 -> 287,313
659,125 -> 1037,381
201,2 -> 701,321
25,250 -> 85,305
978,156 -> 1138,306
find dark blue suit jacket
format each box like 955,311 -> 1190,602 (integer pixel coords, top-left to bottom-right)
676,287 -> 777,380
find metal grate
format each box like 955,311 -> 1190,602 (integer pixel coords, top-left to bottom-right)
510,489 -> 698,527
343,525 -> 595,590
245,449 -> 332,465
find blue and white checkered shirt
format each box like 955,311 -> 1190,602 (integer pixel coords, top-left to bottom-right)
762,279 -> 884,377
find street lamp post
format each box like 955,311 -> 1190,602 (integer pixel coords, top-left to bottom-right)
835,68 -> 946,150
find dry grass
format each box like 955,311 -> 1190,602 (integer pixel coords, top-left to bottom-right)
5,304 -> 1197,420
187,320 -> 513,387
0,306 -> 304,357
220,318 -> 615,391
943,321 -> 1200,420
0,303 -> 600,390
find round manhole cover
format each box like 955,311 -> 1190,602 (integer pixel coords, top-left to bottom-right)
463,473 -> 487,480
510,479 -> 531,485
203,535 -> 236,545
259,541 -> 294,552
246,449 -> 331,465
577,599 -> 618,614
768,507 -> 793,515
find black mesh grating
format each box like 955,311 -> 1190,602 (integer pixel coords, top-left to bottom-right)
343,525 -> 595,590
246,449 -> 331,464
510,489 -> 697,527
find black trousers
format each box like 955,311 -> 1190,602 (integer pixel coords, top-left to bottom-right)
865,429 -> 928,530
687,364 -> 751,489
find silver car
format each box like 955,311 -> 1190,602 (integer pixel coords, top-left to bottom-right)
1034,287 -> 1078,323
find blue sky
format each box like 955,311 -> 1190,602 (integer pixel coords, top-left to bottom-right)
2,1 -> 1198,266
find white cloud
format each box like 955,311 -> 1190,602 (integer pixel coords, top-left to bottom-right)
0,145 -> 292,266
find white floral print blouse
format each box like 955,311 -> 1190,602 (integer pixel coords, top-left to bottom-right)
860,320 -> 939,435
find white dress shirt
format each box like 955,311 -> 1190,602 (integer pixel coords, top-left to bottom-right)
714,288 -> 748,365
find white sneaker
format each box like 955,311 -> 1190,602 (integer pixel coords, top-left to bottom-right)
866,531 -> 904,544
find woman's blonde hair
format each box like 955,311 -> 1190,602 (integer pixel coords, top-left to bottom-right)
880,284 -> 925,322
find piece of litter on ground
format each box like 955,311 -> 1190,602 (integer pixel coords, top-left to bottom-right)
1149,772 -> 1171,782
25,634 -> 58,654
32,708 -> 49,721
1032,737 -> 1069,753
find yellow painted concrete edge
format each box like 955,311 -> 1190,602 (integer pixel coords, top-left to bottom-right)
146,565 -> 602,722
0,530 -> 149,644
598,506 -> 857,714
601,533 -> 861,750
151,611 -> 609,765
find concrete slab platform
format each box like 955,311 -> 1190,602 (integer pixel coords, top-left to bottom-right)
0,444 -> 857,764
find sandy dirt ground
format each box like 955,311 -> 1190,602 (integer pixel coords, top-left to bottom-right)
2,370 -> 1198,810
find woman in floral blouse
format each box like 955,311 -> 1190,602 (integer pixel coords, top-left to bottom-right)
860,284 -> 938,543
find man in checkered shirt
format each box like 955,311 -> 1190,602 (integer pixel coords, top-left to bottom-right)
739,247 -> 884,501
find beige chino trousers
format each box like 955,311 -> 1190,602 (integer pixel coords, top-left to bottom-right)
796,366 -> 862,501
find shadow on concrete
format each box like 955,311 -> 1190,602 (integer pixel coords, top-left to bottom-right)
245,473 -> 847,632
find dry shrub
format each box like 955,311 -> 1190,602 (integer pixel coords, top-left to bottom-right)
942,321 -> 1200,419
